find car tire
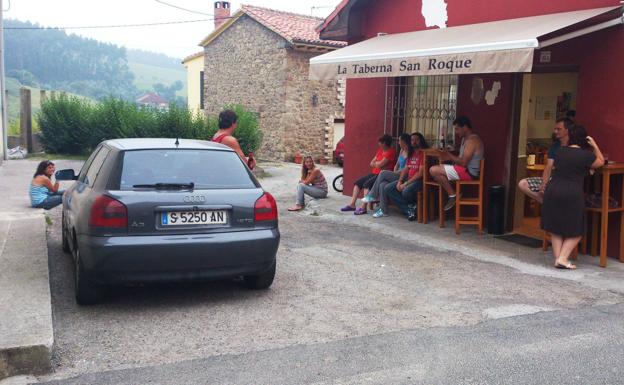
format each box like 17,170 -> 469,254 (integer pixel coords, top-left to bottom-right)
243,261 -> 276,290
73,243 -> 104,305
61,213 -> 70,254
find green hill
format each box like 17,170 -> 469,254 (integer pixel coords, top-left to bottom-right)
6,77 -> 93,135
128,61 -> 186,98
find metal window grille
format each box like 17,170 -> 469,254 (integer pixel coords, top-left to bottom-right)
384,75 -> 458,148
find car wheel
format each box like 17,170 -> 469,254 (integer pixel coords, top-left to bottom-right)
243,261 -> 276,290
61,213 -> 70,254
73,242 -> 104,305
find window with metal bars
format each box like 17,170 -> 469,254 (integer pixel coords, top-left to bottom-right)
384,75 -> 458,149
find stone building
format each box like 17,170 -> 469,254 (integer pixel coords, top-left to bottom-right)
198,2 -> 347,161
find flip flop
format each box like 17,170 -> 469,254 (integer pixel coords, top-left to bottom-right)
555,262 -> 577,270
340,205 -> 356,212
354,208 -> 367,215
288,205 -> 304,212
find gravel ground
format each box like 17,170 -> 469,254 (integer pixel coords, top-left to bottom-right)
39,161 -> 624,381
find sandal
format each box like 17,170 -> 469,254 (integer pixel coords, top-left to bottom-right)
555,261 -> 577,270
354,207 -> 367,215
288,205 -> 304,212
340,205 -> 356,212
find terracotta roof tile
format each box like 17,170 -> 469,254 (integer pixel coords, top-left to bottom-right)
241,4 -> 347,48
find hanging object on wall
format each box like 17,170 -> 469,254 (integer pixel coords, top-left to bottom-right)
485,81 -> 502,106
471,77 -> 485,106
556,92 -> 573,118
535,96 -> 557,120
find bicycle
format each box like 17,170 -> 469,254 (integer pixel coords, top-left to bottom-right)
332,174 -> 343,192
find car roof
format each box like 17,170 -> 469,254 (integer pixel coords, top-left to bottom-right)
103,138 -> 234,152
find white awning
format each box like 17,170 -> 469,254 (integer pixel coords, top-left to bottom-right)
309,6 -> 623,80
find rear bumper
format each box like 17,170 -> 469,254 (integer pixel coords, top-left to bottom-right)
77,228 -> 279,284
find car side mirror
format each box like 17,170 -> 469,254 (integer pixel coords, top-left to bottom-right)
55,169 -> 78,181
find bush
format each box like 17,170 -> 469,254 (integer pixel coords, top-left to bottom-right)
207,105 -> 263,155
38,94 -> 93,154
38,96 -> 263,155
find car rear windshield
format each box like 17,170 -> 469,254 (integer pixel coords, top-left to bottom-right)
119,149 -> 257,190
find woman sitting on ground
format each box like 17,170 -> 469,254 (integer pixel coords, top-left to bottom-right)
288,156 -> 328,211
375,133 -> 429,220
29,160 -> 64,210
361,133 -> 410,205
340,134 -> 396,215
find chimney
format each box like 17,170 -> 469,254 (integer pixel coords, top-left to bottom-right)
214,1 -> 231,30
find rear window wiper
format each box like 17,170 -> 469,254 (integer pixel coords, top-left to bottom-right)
132,182 -> 195,190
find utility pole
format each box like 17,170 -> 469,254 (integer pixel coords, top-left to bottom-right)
0,0 -> 7,161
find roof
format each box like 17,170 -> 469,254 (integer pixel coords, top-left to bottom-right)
105,138 -> 233,151
199,4 -> 347,49
316,0 -> 352,35
181,51 -> 204,64
136,93 -> 168,105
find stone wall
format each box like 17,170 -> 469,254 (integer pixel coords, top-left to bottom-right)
282,50 -> 345,162
203,15 -> 345,161
203,15 -> 288,160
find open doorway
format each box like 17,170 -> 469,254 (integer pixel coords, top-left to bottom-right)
512,72 -> 578,239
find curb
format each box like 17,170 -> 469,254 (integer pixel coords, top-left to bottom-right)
0,214 -> 54,380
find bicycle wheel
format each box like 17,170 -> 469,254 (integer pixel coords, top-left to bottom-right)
332,174 -> 343,192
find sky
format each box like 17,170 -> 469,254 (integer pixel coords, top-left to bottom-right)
5,0 -> 342,59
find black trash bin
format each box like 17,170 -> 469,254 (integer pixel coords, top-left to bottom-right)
487,185 -> 505,235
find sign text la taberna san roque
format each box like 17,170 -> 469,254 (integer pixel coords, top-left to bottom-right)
337,57 -> 473,76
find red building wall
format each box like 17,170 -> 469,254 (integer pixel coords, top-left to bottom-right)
343,77 -> 387,189
342,0 -> 622,191
456,74 -> 515,189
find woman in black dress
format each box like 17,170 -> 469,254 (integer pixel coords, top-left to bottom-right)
542,125 -> 604,269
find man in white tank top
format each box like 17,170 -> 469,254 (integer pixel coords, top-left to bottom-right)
429,116 -> 484,211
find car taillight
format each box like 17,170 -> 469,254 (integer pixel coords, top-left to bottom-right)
254,193 -> 278,222
89,195 -> 127,228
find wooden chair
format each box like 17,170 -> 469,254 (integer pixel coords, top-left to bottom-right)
454,159 -> 485,235
422,150 -> 446,228
543,232 -> 579,261
417,191 -> 423,223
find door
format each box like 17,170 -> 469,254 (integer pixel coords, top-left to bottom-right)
512,72 -> 578,239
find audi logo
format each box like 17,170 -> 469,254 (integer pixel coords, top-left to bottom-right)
183,195 -> 206,203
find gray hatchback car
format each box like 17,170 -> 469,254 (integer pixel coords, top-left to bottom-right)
56,138 -> 280,305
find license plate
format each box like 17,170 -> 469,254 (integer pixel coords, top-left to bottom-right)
161,211 -> 227,226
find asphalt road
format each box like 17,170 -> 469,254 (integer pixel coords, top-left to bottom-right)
39,303 -> 624,384
35,162 -> 624,384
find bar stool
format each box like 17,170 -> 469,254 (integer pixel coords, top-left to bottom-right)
417,191 -> 423,223
454,159 -> 485,235
422,150 -> 446,228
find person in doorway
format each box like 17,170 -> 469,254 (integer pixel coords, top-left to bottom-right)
361,133 -> 411,204
29,160 -> 64,210
518,117 -> 573,203
340,134 -> 396,215
429,116 -> 484,211
375,133 -> 429,220
541,125 -> 604,269
212,109 -> 256,169
288,156 -> 328,212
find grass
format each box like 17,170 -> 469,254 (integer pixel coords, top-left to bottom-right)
45,215 -> 53,226
128,61 -> 186,97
